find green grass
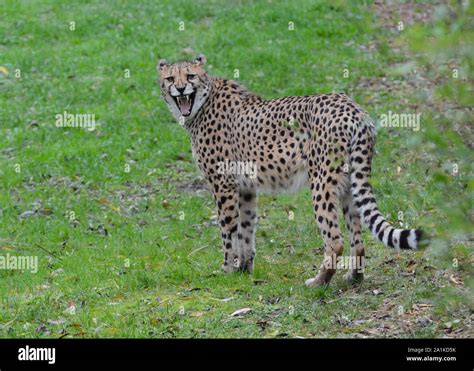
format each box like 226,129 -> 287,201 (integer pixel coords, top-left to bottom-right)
0,0 -> 472,338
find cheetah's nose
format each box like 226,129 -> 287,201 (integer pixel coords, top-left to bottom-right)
176,87 -> 186,95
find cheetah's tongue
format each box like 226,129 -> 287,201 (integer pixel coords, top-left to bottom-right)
177,95 -> 191,115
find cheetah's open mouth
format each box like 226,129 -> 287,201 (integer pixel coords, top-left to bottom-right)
172,92 -> 195,117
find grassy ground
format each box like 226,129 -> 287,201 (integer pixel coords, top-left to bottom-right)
0,0 -> 472,338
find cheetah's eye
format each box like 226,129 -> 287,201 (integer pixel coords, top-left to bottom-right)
187,74 -> 197,81
165,76 -> 174,83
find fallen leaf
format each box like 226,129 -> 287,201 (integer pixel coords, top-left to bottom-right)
52,268 -> 64,276
97,198 -> 120,212
18,210 -> 36,218
190,311 -> 206,318
176,152 -> 189,161
209,297 -> 234,303
38,208 -> 53,215
47,319 -> 66,325
256,319 -> 268,330
64,302 -> 76,315
36,324 -> 49,334
231,308 -> 252,317
406,260 -> 418,272
449,274 -> 462,285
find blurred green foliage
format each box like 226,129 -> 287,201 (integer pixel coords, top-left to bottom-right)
403,1 -> 473,308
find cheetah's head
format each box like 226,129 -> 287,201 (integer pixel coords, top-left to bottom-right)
157,54 -> 210,122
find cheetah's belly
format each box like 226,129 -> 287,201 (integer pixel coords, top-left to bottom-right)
237,156 -> 309,195
256,164 -> 309,195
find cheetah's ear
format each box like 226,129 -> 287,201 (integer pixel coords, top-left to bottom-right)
157,59 -> 169,72
194,54 -> 206,67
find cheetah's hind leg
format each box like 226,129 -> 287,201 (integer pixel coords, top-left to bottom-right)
305,166 -> 345,287
341,190 -> 365,284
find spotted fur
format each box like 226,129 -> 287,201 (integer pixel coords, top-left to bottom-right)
157,54 -> 425,286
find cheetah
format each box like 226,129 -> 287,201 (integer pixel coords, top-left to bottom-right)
157,54 -> 426,287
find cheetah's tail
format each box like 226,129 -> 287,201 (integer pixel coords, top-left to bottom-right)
348,117 -> 428,250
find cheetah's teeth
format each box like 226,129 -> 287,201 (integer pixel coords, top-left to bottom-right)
177,95 -> 189,104
176,94 -> 193,116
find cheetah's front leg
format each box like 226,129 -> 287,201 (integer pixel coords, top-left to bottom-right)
215,188 -> 243,273
238,190 -> 257,273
